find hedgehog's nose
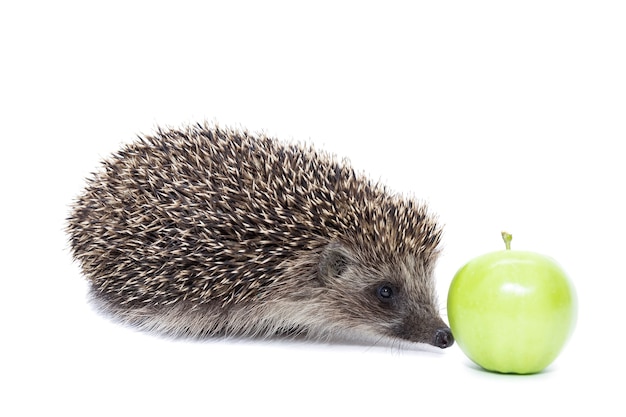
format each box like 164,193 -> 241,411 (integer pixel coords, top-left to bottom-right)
433,327 -> 454,349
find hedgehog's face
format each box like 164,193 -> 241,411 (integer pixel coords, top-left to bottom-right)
318,242 -> 454,349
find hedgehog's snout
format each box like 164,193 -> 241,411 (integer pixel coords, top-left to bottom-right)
433,327 -> 454,349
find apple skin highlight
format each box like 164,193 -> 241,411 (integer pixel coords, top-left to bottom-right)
447,233 -> 577,374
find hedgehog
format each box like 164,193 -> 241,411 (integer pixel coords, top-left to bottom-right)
67,123 -> 454,349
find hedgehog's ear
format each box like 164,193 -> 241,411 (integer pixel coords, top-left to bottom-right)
318,242 -> 353,284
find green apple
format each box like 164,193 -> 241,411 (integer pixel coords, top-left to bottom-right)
447,232 -> 577,374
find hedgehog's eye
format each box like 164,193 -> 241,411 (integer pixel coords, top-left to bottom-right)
377,284 -> 395,302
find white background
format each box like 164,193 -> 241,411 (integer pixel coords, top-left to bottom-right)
2,1 -> 624,415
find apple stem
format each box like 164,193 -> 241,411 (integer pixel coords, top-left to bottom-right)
501,231 -> 512,250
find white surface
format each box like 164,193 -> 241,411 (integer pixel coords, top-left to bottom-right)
1,1 -> 624,415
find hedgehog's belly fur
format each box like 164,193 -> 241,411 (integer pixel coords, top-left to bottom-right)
90,290 -> 385,344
